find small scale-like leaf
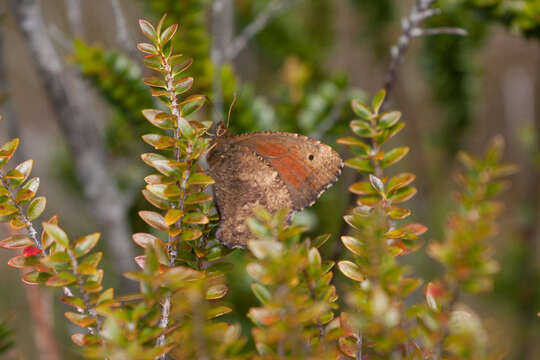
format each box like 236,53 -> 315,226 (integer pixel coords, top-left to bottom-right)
206,306 -> 232,320
137,42 -> 157,54
388,186 -> 417,204
312,234 -> 331,248
138,19 -> 156,40
345,158 -> 375,172
341,236 -> 365,256
182,212 -> 208,224
142,109 -> 175,130
142,134 -> 175,150
160,23 -> 178,44
65,312 -> 96,328
188,172 -> 215,185
251,283 -> 271,304
0,202 -> 17,216
22,271 -> 52,285
372,89 -> 386,114
173,76 -> 194,95
379,111 -> 401,128
46,272 -> 77,287
73,233 -> 100,257
386,206 -> 411,219
0,138 -> 19,166
351,100 -> 371,119
180,95 -> 206,117
400,223 -> 428,236
139,211 -> 168,231
142,77 -> 167,89
27,197 -> 46,220
43,223 -> 69,248
132,233 -> 159,248
387,173 -> 416,193
23,245 -> 42,257
179,228 -> 202,241
381,147 -> 409,168
369,175 -> 385,194
184,192 -> 212,205
60,296 -> 86,312
206,284 -> 228,300
0,235 -> 33,249
349,181 -> 377,195
164,209 -> 183,226
338,261 -> 364,282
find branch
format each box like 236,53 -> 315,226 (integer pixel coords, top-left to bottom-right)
10,0 -> 136,280
65,0 -> 83,37
223,0 -> 302,62
382,0 -> 467,103
109,0 -> 138,61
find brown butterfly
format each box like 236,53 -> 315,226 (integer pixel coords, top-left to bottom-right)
207,126 -> 343,248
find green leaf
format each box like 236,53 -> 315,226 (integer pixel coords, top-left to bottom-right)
142,109 -> 175,130
379,111 -> 401,128
138,19 -> 156,40
182,212 -> 209,224
206,306 -> 232,320
137,42 -> 158,54
164,209 -> 182,226
345,158 -> 374,173
388,186 -> 417,204
385,206 -> 411,219
372,89 -> 386,114
22,271 -> 52,285
351,100 -> 371,120
65,312 -> 96,328
141,153 -> 186,177
73,233 -> 100,257
179,228 -> 202,241
160,24 -> 178,45
27,197 -> 46,220
206,284 -> 228,300
0,235 -> 33,249
369,175 -> 385,194
184,192 -> 212,205
180,95 -> 206,118
381,147 -> 409,168
46,272 -> 77,287
387,173 -> 416,193
0,203 -> 17,216
142,134 -> 175,150
43,223 -> 69,248
350,120 -> 373,137
60,296 -> 86,312
349,181 -> 377,195
174,76 -> 194,95
0,138 -> 19,167
251,283 -> 271,304
142,189 -> 169,210
188,172 -> 215,185
338,261 -> 364,282
312,234 -> 331,248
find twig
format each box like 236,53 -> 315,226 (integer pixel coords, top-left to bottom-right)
65,0 -> 83,37
10,0 -> 136,280
223,0 -> 303,62
355,331 -> 363,360
382,0 -> 467,103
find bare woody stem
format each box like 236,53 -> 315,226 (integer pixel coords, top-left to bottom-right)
382,0 -> 467,104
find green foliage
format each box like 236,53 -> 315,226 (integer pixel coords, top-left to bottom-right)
0,319 -> 14,355
236,0 -> 333,72
72,39 -> 154,152
245,208 -> 340,358
337,90 -> 427,357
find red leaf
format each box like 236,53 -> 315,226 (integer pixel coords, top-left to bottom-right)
23,245 -> 42,257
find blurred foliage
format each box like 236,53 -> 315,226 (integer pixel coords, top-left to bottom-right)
235,0 -> 333,75
347,0 -> 396,57
72,39 -> 154,153
0,319 -> 14,355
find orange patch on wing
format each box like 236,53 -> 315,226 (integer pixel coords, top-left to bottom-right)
252,139 -> 312,189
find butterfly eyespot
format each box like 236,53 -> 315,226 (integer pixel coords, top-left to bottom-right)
308,154 -> 314,161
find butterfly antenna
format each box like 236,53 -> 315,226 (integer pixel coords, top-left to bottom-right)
226,91 -> 237,129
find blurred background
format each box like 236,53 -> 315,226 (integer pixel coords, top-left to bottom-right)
0,0 -> 539,358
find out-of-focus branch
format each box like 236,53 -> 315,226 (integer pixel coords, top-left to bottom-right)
382,0 -> 467,102
65,0 -> 83,37
10,0 -> 136,280
309,95 -> 346,140
109,0 -> 138,61
211,0 -> 234,120
223,0 -> 302,62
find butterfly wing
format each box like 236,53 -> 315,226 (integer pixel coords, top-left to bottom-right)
233,132 -> 344,211
207,143 -> 293,248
